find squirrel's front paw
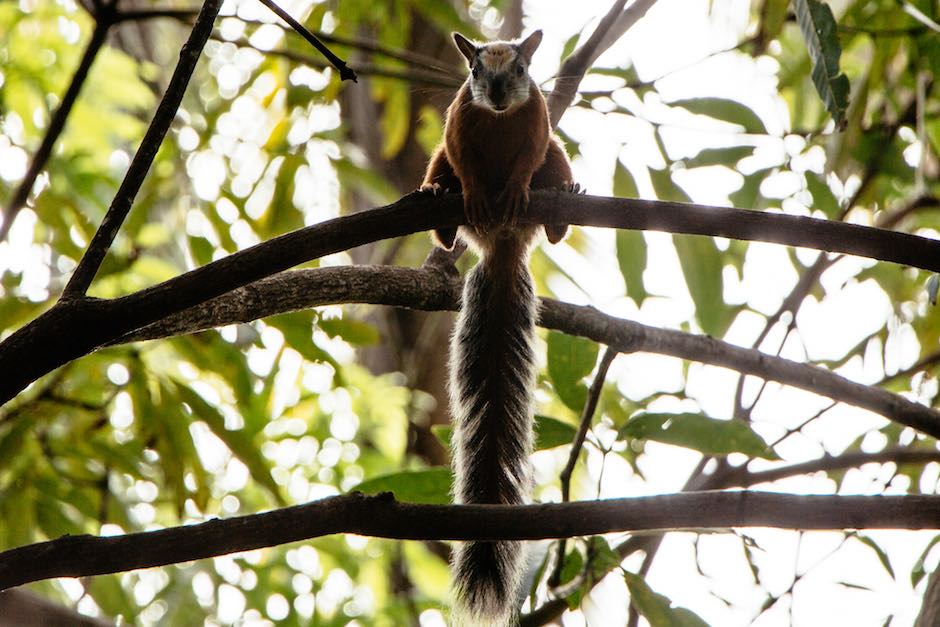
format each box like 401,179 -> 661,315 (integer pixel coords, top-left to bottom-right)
418,183 -> 449,196
499,183 -> 529,227
558,182 -> 585,195
463,190 -> 490,230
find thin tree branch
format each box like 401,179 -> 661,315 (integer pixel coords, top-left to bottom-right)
550,347 -> 618,587
547,0 -> 658,127
882,350 -> 940,385
254,0 -> 356,82
113,7 -> 199,22
217,34 -> 462,88
713,448 -> 940,489
128,8 -> 456,77
62,0 -> 224,298
0,17 -> 111,243
3,492 -> 940,591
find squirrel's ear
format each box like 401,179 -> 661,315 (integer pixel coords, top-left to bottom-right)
452,33 -> 477,65
519,29 -> 543,63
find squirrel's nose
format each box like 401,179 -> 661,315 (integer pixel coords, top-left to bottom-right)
487,78 -> 507,109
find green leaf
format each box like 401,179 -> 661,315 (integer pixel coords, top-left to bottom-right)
587,536 -> 622,576
617,230 -> 648,306
854,534 -> 895,580
613,160 -> 639,198
673,235 -> 734,337
534,415 -> 578,450
433,415 -> 576,451
431,424 -> 452,448
267,311 -> 338,366
354,467 -> 453,505
649,167 -> 692,203
415,105 -> 443,157
379,82 -> 410,159
669,98 -> 767,134
174,382 -> 284,505
547,332 -> 600,411
188,235 -> 215,267
624,572 -> 710,627
559,547 -> 584,586
618,413 -> 778,459
805,171 -> 840,218
911,534 -> 940,587
792,0 -> 850,128
589,65 -> 641,84
730,169 -> 769,209
319,317 -> 381,346
684,145 -> 754,169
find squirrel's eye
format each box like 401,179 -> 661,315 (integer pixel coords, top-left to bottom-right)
515,64 -> 524,76
471,66 -> 480,79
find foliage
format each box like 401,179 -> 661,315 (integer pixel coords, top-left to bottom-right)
0,0 -> 938,624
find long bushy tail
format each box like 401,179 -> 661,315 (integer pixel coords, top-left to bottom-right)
450,239 -> 537,624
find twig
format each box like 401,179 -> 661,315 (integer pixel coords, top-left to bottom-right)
125,8 -> 455,77
549,346 -> 618,587
62,0 -> 225,297
713,448 -> 940,488
0,18 -> 111,243
4,491 -> 940,590
254,0 -> 356,82
215,34 -> 461,88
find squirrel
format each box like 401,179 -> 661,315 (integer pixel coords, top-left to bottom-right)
419,29 -> 578,624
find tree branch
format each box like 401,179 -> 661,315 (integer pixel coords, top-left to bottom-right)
218,34 -> 462,88
3,491 -> 940,591
714,448 -> 940,489
550,346 -> 618,586
547,0 -> 658,127
62,0 -> 224,298
254,0 -> 356,82
105,261 -> 940,445
3,192 -> 939,405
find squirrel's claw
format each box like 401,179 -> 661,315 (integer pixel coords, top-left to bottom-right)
463,190 -> 490,232
499,183 -> 529,228
558,182 -> 585,195
419,183 -> 450,196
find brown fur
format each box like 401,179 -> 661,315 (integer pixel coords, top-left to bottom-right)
420,48 -> 573,250
418,31 -> 577,623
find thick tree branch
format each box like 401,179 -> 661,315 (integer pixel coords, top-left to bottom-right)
3,491 -> 940,591
62,0 -> 223,298
3,191 -> 940,406
0,16 -> 111,243
110,262 -> 940,444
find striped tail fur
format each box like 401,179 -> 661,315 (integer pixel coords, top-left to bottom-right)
449,238 -> 537,625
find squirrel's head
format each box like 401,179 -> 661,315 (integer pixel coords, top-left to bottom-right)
453,30 -> 542,114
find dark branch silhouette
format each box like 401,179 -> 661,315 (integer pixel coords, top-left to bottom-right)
4,491 -> 940,591
62,0 -> 225,297
255,0 -> 357,82
2,191 -> 939,406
